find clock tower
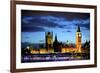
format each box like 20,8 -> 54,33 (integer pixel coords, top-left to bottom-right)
76,25 -> 82,53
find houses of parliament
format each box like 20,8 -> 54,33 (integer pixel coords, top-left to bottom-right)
30,25 -> 82,54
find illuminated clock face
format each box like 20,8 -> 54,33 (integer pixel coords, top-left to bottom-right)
78,34 -> 81,37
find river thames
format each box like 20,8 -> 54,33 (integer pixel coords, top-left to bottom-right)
21,53 -> 90,63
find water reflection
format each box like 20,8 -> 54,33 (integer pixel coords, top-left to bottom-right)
22,53 -> 90,63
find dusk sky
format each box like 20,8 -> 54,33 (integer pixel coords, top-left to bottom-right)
21,10 -> 90,44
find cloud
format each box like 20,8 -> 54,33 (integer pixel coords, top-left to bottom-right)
62,30 -> 72,33
21,24 -> 45,32
21,11 -> 90,32
72,19 -> 90,30
22,15 -> 66,32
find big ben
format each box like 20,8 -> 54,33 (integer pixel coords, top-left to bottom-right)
76,25 -> 82,53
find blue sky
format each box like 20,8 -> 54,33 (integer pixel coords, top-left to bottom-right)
21,10 -> 90,44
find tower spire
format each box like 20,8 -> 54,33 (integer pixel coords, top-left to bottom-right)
55,34 -> 58,42
77,25 -> 81,32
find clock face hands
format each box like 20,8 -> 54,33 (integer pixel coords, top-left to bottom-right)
77,33 -> 81,37
79,34 -> 81,37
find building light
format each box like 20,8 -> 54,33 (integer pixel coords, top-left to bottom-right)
26,46 -> 30,50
